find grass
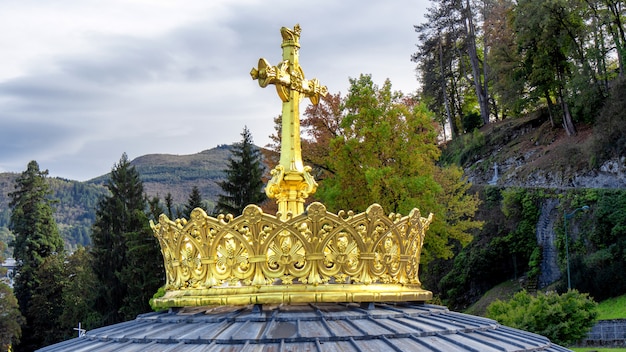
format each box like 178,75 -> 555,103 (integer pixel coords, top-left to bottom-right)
596,294 -> 626,320
464,279 -> 522,317
571,348 -> 626,352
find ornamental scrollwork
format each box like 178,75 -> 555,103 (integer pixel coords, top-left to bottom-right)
150,202 -> 433,294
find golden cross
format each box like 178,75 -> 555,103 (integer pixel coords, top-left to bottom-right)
251,24 -> 327,219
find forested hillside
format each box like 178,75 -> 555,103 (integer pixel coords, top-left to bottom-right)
411,0 -> 626,309
0,145 -> 238,256
87,144 -> 235,206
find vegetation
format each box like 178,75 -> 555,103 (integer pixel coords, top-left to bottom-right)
90,154 -> 164,325
9,161 -> 65,351
0,282 -> 23,352
0,173 -> 106,252
183,186 -> 208,218
216,127 -> 267,216
414,0 -> 623,148
596,294 -> 626,320
553,189 -> 626,301
0,242 -> 24,351
426,187 -> 542,309
464,279 -> 522,317
297,75 -> 483,262
487,290 -> 598,346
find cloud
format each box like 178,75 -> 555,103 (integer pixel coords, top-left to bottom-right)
0,0 -> 427,180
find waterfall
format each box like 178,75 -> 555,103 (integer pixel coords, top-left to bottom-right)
488,162 -> 499,185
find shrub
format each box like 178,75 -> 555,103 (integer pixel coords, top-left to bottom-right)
487,290 -> 598,346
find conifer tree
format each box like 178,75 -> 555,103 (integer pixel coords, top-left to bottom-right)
216,127 -> 266,216
184,186 -> 206,217
91,153 -> 163,325
164,193 -> 174,219
9,160 -> 64,351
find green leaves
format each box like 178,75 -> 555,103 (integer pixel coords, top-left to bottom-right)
309,75 -> 481,262
487,290 -> 598,346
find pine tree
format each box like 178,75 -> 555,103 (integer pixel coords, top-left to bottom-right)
8,160 -> 64,351
216,127 -> 267,216
164,193 -> 174,219
184,186 -> 206,218
91,153 -> 163,325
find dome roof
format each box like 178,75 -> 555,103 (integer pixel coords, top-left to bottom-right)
39,302 -> 571,352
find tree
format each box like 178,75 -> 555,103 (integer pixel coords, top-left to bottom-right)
513,0 -> 588,136
487,290 -> 597,346
485,0 -> 529,117
314,75 -> 481,261
216,127 -> 267,216
164,193 -> 175,219
414,0 -> 492,137
58,247 -> 101,339
463,0 -> 491,125
301,92 -> 344,181
414,1 -> 466,138
27,254 -> 65,347
0,242 -> 24,352
9,161 -> 64,351
184,186 -> 206,218
91,153 -> 163,325
0,283 -> 23,352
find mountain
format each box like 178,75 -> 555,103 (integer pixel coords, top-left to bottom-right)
0,145 -> 238,255
87,144 -> 235,206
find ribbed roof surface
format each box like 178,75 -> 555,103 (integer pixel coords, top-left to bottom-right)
39,303 -> 571,352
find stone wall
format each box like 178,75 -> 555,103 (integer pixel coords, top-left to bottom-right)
582,319 -> 626,346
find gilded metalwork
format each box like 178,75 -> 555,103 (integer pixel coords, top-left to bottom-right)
151,202 -> 433,308
151,24 -> 434,309
250,24 -> 327,219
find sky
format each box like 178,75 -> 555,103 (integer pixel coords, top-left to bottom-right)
0,0 -> 429,181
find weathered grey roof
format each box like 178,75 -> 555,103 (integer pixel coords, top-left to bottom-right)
39,303 -> 572,351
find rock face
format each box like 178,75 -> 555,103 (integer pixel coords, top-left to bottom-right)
459,117 -> 626,289
536,199 -> 561,288
573,157 -> 626,188
466,156 -> 626,189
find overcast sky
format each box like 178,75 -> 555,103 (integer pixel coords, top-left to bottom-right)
0,0 -> 429,181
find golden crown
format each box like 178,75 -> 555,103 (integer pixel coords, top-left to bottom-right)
150,202 -> 433,308
150,25 -> 433,309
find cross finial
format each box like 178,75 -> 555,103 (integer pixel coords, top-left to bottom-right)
250,24 -> 327,219
74,322 -> 86,337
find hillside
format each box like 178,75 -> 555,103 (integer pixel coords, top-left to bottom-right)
0,144 -> 241,254
87,144 -> 235,206
450,112 -> 626,189
430,112 -> 626,310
